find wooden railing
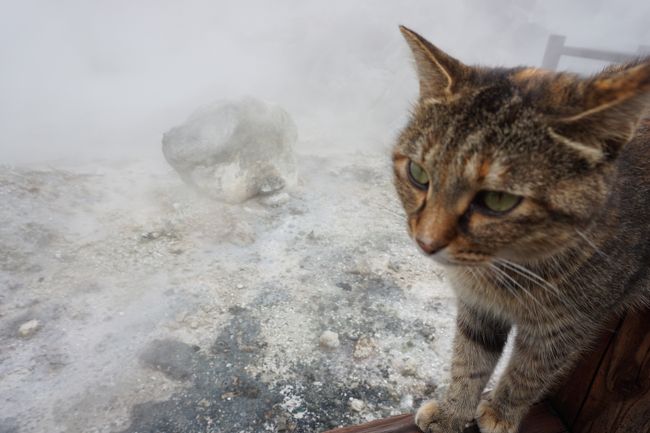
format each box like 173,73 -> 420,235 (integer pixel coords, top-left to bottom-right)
541,34 -> 649,70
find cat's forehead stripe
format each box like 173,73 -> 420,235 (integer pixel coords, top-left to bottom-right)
462,153 -> 484,182
416,135 -> 431,161
483,160 -> 508,187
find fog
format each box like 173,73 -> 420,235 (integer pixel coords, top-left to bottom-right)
2,0 -> 648,164
1,2 -> 649,432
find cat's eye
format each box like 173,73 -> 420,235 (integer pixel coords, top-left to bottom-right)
408,161 -> 429,190
475,190 -> 521,214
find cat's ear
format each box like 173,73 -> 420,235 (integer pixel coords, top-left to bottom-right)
550,61 -> 650,162
399,25 -> 468,102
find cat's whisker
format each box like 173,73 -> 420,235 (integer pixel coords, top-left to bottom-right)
471,267 -> 497,293
495,258 -> 562,298
374,204 -> 404,219
478,264 -> 507,293
575,229 -> 608,258
481,267 -> 520,302
490,263 -> 546,309
494,258 -> 578,316
466,267 -> 480,287
488,263 -> 542,310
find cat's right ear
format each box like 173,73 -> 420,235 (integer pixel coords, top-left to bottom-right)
399,25 -> 468,102
550,61 -> 650,161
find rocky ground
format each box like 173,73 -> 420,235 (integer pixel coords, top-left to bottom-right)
0,153 -> 458,433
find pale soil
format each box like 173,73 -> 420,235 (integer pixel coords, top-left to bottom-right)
0,153 -> 457,433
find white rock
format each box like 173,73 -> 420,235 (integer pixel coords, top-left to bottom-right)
349,398 -> 365,412
162,97 -> 298,203
319,330 -> 340,350
18,319 -> 40,337
400,358 -> 419,377
353,336 -> 377,360
258,191 -> 290,207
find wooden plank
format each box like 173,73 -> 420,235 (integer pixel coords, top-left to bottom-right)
322,414 -> 417,433
549,316 -> 623,428
518,402 -> 568,433
568,308 -> 650,433
323,401 -> 567,433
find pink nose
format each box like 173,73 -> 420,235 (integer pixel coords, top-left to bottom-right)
416,238 -> 447,255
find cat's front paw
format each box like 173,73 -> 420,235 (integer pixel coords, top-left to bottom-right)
415,399 -> 443,432
475,399 -> 517,433
415,400 -> 470,433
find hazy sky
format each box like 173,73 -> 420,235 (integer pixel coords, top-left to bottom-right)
1,0 -> 649,163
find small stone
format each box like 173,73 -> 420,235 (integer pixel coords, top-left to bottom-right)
387,260 -> 400,272
400,394 -> 414,410
258,191 -> 290,207
221,391 -> 237,400
419,327 -> 436,341
319,330 -> 340,350
353,336 -> 377,360
18,319 -> 40,337
236,284 -> 244,289
276,415 -> 288,431
349,398 -> 365,412
336,282 -> 352,292
141,231 -> 161,241
400,359 -> 419,377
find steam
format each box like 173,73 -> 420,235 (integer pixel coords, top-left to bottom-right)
1,2 -> 649,431
1,0 -> 648,163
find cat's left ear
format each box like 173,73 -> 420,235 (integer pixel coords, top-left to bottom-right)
550,61 -> 650,162
399,25 -> 469,102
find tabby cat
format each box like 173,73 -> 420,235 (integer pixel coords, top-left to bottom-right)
393,26 -> 650,433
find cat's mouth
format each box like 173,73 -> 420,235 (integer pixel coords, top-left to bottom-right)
417,246 -> 490,267
435,257 -> 489,267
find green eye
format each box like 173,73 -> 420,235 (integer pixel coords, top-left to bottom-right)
408,161 -> 429,190
478,191 -> 521,214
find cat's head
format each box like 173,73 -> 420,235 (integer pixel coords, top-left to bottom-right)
393,26 -> 650,265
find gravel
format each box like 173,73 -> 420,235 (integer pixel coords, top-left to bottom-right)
17,320 -> 40,338
0,153 -> 455,433
319,331 -> 341,350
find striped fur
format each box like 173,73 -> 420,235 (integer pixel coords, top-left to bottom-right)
396,27 -> 650,433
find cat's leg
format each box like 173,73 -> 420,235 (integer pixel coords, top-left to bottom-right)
416,302 -> 511,433
476,324 -> 585,433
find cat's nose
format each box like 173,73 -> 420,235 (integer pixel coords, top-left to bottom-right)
416,238 -> 447,255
